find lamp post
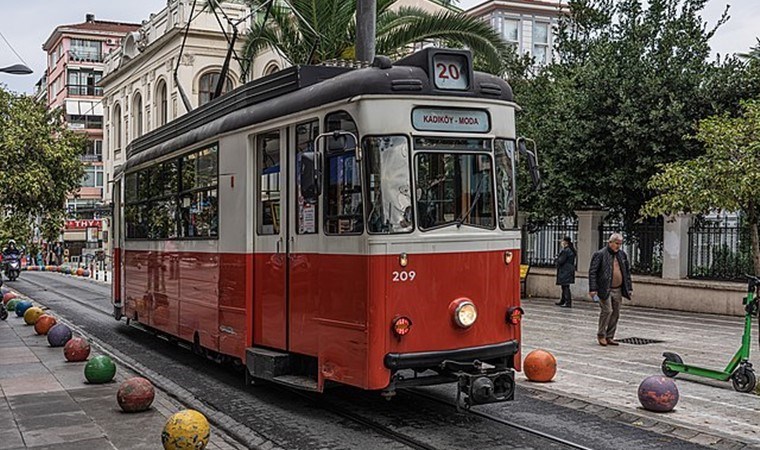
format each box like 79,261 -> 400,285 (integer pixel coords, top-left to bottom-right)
0,64 -> 32,75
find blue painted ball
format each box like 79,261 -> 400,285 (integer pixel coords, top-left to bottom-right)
15,300 -> 33,318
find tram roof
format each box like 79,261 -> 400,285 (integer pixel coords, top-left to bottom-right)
124,48 -> 514,171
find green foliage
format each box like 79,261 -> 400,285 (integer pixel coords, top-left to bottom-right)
514,0 -> 760,225
0,89 -> 85,248
643,100 -> 760,272
244,0 -> 513,75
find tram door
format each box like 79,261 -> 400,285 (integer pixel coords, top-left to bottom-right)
253,129 -> 289,350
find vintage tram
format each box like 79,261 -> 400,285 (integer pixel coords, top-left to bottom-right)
112,48 -> 533,407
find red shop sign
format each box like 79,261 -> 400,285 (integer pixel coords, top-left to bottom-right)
65,219 -> 102,230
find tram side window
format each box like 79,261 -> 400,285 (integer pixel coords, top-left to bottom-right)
295,120 -> 319,234
257,131 -> 281,235
495,139 -> 517,230
179,147 -> 218,238
324,111 -> 363,235
364,136 -> 413,234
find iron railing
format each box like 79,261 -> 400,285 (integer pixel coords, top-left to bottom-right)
521,217 -> 578,267
598,219 -> 663,276
688,215 -> 751,281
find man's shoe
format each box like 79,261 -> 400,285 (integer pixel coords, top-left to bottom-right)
597,336 -> 607,346
560,303 -> 572,308
606,339 -> 619,346
555,301 -> 565,306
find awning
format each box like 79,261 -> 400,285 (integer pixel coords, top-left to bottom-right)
65,99 -> 103,116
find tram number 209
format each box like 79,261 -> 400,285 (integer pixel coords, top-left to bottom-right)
392,270 -> 417,282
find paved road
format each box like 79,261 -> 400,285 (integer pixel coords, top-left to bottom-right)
9,272 -> 708,450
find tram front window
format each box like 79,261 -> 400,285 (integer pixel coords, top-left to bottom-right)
415,138 -> 495,230
364,136 -> 413,234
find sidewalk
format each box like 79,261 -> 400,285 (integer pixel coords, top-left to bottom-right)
0,295 -> 243,450
520,297 -> 760,447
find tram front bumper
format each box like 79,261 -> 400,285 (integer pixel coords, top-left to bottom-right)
383,340 -> 519,407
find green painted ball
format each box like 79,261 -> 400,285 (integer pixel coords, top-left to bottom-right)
84,355 -> 116,384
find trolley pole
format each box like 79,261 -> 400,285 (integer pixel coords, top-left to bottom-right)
356,0 -> 376,62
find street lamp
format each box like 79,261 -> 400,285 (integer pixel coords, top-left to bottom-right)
0,63 -> 32,75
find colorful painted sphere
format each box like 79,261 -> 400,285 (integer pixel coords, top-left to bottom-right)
3,292 -> 17,304
638,375 -> 679,412
117,377 -> 155,413
523,349 -> 558,382
82,270 -> 90,277
15,301 -> 33,317
34,315 -> 57,335
162,409 -> 210,450
63,337 -> 91,362
76,268 -> 84,276
47,323 -> 73,347
84,355 -> 116,384
23,306 -> 45,325
5,298 -> 20,311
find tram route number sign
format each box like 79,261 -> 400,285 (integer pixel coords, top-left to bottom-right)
432,53 -> 469,90
412,108 -> 490,133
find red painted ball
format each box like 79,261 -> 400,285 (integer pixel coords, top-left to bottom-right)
117,377 -> 155,413
2,292 -> 17,304
523,349 -> 557,382
63,337 -> 91,362
34,315 -> 57,335
76,268 -> 84,276
638,375 -> 679,412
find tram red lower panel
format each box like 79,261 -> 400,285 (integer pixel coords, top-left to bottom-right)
122,247 -> 521,391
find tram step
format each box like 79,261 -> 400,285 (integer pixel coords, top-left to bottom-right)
246,347 -> 291,379
272,375 -> 319,392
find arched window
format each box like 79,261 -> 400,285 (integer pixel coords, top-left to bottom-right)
132,92 -> 143,138
155,80 -> 168,127
198,72 -> 233,106
264,63 -> 279,76
113,104 -> 122,150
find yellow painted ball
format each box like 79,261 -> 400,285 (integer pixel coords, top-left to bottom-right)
23,306 -> 45,326
161,409 -> 210,450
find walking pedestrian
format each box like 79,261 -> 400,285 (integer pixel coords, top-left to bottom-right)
588,233 -> 633,346
555,236 -> 576,307
53,242 -> 63,266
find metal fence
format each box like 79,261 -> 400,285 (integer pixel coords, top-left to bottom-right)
521,218 -> 578,267
688,215 -> 751,281
598,219 -> 663,276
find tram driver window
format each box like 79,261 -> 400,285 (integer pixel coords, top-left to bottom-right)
324,112 -> 363,235
364,136 -> 413,234
257,131 -> 281,235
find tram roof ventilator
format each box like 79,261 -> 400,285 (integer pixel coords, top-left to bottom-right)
126,48 -> 513,167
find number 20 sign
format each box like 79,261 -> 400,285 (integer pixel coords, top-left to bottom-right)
432,54 -> 469,91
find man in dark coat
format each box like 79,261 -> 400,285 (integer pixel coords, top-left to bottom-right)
555,236 -> 576,307
588,233 -> 633,346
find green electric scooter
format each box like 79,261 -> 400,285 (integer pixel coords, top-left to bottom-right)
661,275 -> 759,393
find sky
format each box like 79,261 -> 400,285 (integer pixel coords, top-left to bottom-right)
0,0 -> 758,94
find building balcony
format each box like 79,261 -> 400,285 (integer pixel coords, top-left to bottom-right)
68,85 -> 103,96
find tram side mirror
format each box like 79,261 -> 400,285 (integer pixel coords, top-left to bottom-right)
299,150 -> 319,202
326,131 -> 360,161
518,138 -> 541,191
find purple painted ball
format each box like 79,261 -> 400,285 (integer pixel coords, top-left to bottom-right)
638,375 -> 679,412
47,323 -> 73,347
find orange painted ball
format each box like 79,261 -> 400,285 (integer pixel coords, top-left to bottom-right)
523,349 -> 557,382
34,315 -> 57,335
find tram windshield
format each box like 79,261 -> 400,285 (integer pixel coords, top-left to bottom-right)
414,137 -> 495,230
364,136 -> 413,234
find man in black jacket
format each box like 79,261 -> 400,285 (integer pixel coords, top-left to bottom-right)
588,233 -> 633,346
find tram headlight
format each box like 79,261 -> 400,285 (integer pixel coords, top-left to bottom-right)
451,299 -> 478,328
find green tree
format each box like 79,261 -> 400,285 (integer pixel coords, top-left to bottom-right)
0,88 -> 85,248
514,0 -> 745,225
642,100 -> 760,273
243,0 -> 513,75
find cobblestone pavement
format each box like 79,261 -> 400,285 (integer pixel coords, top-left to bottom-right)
6,272 -> 725,449
520,296 -> 760,447
0,306 -> 244,450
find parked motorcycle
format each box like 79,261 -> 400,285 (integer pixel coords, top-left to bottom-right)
3,254 -> 21,281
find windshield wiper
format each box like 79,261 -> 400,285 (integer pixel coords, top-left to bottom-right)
456,174 -> 486,228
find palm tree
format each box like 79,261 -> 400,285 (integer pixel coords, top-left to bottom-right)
243,0 -> 511,76
738,38 -> 760,61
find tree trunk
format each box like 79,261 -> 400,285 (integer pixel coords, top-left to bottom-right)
749,201 -> 760,276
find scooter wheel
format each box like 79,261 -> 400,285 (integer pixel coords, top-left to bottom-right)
661,353 -> 682,378
731,367 -> 756,393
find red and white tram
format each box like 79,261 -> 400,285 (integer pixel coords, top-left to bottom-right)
112,48 -> 533,407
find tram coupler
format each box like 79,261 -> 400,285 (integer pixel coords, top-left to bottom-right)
455,369 -> 515,410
